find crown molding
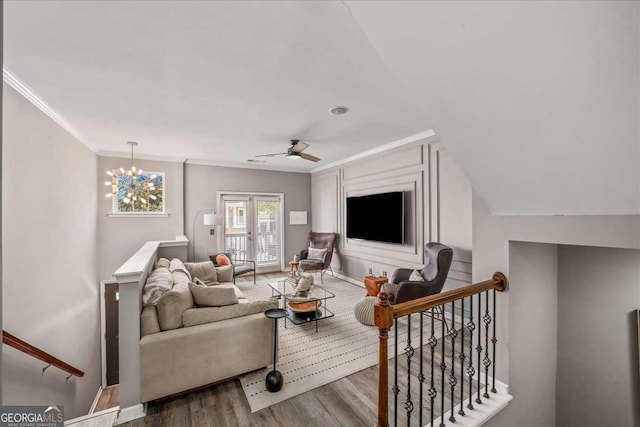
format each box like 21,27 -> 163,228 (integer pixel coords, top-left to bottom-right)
2,66 -> 95,151
185,158 -> 311,174
310,129 -> 437,173
96,150 -> 187,163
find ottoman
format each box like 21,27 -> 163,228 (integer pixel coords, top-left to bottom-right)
354,296 -> 377,326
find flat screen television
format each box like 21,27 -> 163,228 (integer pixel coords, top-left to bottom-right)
346,191 -> 404,244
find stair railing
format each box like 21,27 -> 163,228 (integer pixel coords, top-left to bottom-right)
3,330 -> 84,379
375,272 -> 508,427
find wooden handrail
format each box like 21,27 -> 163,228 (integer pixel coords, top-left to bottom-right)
374,272 -> 508,427
2,330 -> 84,378
391,272 -> 508,318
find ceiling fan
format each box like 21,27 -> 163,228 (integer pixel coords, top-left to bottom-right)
255,139 -> 321,162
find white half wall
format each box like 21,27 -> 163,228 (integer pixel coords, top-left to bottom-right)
2,83 -> 100,418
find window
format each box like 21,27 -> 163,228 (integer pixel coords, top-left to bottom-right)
111,170 -> 165,213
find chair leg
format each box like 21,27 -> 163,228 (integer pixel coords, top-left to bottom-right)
253,269 -> 256,285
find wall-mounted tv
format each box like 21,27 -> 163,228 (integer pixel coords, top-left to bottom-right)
346,191 -> 404,244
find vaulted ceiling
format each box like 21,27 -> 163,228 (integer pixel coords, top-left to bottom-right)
4,1 -> 639,215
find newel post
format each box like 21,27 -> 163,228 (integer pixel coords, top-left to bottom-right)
375,292 -> 394,427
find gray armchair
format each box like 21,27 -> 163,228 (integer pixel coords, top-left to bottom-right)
381,242 -> 453,305
299,232 -> 337,283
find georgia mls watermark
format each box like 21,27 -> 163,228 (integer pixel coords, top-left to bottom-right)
0,406 -> 63,427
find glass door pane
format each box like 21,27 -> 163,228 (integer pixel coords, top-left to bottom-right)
254,197 -> 280,269
222,197 -> 251,262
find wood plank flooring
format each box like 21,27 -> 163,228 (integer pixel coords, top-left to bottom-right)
120,272 -> 479,427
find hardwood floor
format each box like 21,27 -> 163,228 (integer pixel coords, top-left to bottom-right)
121,272 -> 476,426
94,385 -> 119,413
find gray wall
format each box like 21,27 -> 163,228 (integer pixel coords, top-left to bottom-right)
311,136 -> 473,289
97,157 -> 184,280
2,84 -> 100,418
474,190 -> 640,427
184,163 -> 311,264
503,242 -> 558,427
556,245 -> 640,427
0,1 -> 4,402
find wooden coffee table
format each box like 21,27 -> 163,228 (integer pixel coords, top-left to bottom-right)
364,275 -> 388,296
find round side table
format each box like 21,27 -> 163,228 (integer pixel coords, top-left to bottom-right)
264,308 -> 287,392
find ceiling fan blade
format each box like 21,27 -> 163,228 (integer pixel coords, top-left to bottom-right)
291,141 -> 309,153
299,152 -> 321,162
255,152 -> 286,158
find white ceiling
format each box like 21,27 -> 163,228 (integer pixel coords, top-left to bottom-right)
4,1 -> 640,215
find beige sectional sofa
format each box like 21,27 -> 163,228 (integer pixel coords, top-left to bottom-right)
139,257 -> 276,402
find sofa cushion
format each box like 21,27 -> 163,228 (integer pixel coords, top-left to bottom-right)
155,281 -> 194,331
155,257 -> 171,270
216,282 -> 246,299
169,258 -> 192,281
141,305 -> 161,336
216,265 -> 234,283
142,267 -> 174,306
188,281 -> 238,307
184,261 -> 218,284
182,298 -> 278,327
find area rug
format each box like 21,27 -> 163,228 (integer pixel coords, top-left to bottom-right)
237,276 -> 440,413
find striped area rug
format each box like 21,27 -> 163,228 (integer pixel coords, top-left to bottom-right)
237,276 -> 439,413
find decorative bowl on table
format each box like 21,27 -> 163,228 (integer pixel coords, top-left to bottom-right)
287,299 -> 322,313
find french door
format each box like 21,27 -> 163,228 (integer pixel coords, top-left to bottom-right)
219,193 -> 284,273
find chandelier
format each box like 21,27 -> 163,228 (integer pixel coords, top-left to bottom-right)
105,141 -> 157,205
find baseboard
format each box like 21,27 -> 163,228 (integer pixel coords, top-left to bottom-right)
64,406 -> 119,426
333,272 -> 363,288
114,403 -> 146,425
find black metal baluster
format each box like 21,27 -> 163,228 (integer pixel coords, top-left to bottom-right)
476,293 -> 482,405
467,295 -> 475,411
483,291 -> 492,399
405,315 -> 414,424
458,297 -> 466,417
440,304 -> 446,427
448,301 -> 457,423
492,289 -> 498,394
393,321 -> 399,427
428,308 -> 437,427
419,311 -> 425,427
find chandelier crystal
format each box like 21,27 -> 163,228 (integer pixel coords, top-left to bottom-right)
105,141 -> 157,206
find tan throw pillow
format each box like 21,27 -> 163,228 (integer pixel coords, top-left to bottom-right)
184,261 -> 218,284
307,247 -> 327,261
142,267 -> 174,306
169,258 -> 192,281
409,269 -> 425,282
188,281 -> 238,307
155,258 -> 170,270
155,282 -> 194,330
215,265 -> 234,283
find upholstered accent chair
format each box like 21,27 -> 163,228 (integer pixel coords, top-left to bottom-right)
381,242 -> 453,305
298,232 -> 337,283
210,252 -> 256,284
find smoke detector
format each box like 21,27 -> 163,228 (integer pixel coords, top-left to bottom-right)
329,106 -> 349,115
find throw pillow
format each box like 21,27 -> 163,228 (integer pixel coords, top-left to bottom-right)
307,247 -> 327,261
155,258 -> 170,270
216,253 -> 231,266
195,277 -> 219,287
215,265 -> 234,283
142,267 -> 173,306
188,281 -> 238,307
184,261 -> 218,284
409,269 -> 425,282
169,258 -> 193,281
